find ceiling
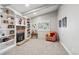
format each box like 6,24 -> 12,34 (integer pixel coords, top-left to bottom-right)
1,4 -> 60,18
8,4 -> 46,13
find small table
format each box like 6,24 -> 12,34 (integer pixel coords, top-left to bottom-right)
31,31 -> 38,39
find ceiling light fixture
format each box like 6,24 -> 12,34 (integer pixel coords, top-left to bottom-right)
33,13 -> 37,14
25,4 -> 30,7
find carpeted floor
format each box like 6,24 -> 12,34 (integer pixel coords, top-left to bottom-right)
3,39 -> 68,55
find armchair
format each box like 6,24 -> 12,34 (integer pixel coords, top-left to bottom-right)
46,32 -> 57,42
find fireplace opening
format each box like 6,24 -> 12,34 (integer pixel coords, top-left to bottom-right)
16,26 -> 25,43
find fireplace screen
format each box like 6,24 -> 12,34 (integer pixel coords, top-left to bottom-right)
16,26 -> 25,43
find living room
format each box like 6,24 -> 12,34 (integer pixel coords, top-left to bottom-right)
0,4 -> 79,55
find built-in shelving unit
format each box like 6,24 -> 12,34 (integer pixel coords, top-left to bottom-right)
0,8 -> 16,54
15,16 -> 31,45
26,18 -> 31,39
0,6 -> 31,54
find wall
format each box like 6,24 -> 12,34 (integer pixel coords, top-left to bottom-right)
58,4 -> 79,54
31,11 -> 58,40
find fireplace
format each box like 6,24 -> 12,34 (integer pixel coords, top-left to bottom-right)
16,26 -> 25,43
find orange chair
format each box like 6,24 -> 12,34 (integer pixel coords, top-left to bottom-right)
46,32 -> 57,42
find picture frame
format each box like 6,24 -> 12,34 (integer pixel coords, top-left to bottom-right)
59,16 -> 67,28
38,21 -> 50,31
59,20 -> 61,27
63,16 -> 67,27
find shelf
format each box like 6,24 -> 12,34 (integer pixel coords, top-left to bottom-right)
0,34 -> 15,39
0,7 -> 16,54
1,23 -> 15,25
0,39 -> 15,45
8,29 -> 15,30
9,34 -> 15,36
16,25 -> 26,26
26,18 -> 31,40
0,35 -> 10,38
0,28 -> 15,30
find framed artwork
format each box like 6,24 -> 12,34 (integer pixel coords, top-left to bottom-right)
59,20 -> 61,27
62,16 -> 67,27
38,21 -> 50,31
59,16 -> 67,28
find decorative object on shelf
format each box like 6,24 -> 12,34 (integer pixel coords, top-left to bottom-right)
11,16 -> 14,20
9,30 -> 15,34
0,14 -> 3,18
2,33 -> 5,36
27,29 -> 30,31
9,35 -> 15,39
0,30 -> 7,37
3,20 -> 9,24
5,9 -> 10,14
4,8 -> 14,15
27,21 -> 30,23
0,37 -> 12,43
19,18 -> 22,24
10,21 -> 14,24
26,18 -> 31,38
23,20 -> 25,25
7,16 -> 14,20
8,25 -> 15,28
2,37 -> 10,42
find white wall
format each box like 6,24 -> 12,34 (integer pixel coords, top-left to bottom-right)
58,4 -> 79,54
31,11 -> 58,40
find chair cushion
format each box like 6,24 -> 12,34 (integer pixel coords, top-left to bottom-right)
50,33 -> 55,37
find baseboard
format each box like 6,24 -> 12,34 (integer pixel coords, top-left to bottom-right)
0,44 -> 16,55
60,41 -> 72,55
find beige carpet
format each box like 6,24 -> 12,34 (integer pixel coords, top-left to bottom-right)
3,39 -> 68,55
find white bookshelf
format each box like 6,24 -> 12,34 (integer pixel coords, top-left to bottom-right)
0,7 -> 32,54
0,8 -> 16,54
15,16 -> 31,45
